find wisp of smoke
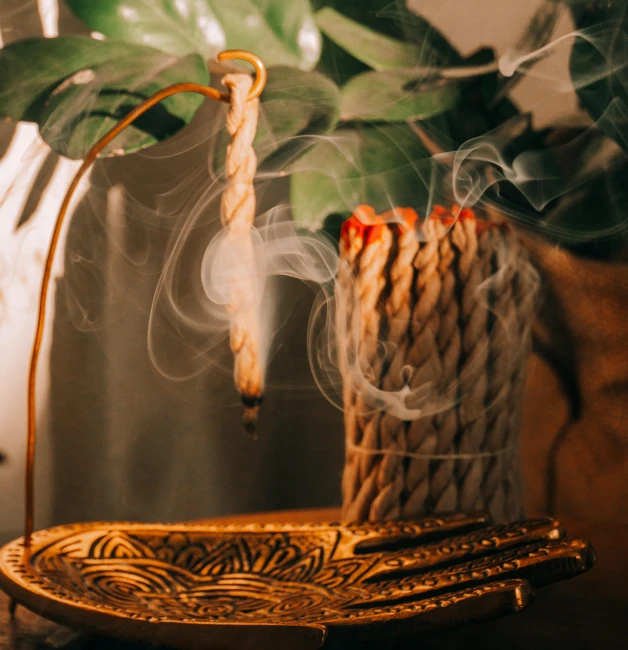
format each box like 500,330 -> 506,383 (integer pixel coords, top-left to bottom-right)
41,11 -> 626,423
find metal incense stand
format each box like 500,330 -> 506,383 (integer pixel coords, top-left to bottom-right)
0,49 -> 595,650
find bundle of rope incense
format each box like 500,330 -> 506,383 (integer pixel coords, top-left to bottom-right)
429,207 -> 462,513
221,73 -> 263,435
336,207 -> 369,469
339,205 -> 538,523
338,208 -> 394,521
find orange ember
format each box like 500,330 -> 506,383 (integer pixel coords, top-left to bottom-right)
341,204 -> 500,249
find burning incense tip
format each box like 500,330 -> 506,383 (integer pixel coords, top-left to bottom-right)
241,394 -> 263,438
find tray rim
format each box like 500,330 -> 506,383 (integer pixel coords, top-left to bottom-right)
0,519 -> 559,649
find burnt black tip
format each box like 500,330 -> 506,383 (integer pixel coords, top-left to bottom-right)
241,394 -> 264,408
243,419 -> 258,439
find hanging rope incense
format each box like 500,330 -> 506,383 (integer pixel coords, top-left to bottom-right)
22,51 -> 267,549
220,73 -> 264,434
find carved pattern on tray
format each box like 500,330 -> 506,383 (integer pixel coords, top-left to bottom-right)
0,513 -> 594,630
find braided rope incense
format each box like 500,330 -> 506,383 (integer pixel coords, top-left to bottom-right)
340,205 -> 538,523
346,210 -> 420,521
481,225 -> 519,521
504,229 -> 539,518
402,217 -> 442,517
21,50 -> 268,548
337,211 -> 367,511
452,214 -> 489,512
429,212 -> 461,513
342,212 -> 393,521
221,74 -> 263,434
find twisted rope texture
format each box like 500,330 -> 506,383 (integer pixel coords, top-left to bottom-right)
340,209 -> 538,523
221,74 -> 262,400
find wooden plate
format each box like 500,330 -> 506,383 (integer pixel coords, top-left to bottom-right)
0,513 -> 594,650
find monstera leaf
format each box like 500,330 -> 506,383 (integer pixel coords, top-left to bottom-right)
213,66 -> 340,174
0,37 -> 140,122
65,0 -> 226,59
0,37 -> 208,158
66,0 -> 322,70
289,124 -> 434,230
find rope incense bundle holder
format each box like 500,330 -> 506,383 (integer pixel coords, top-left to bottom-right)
338,205 -> 539,524
0,50 -> 595,650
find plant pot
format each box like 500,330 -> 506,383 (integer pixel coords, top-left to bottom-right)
336,206 -> 539,523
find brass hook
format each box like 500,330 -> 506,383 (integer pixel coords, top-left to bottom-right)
23,50 -> 267,550
217,50 -> 268,101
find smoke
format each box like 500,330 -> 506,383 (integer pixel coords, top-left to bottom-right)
146,174 -> 343,402
433,22 -> 628,244
40,6 -> 626,428
437,112 -> 626,241
259,18 -> 625,417
308,214 -> 540,425
501,24 -> 628,94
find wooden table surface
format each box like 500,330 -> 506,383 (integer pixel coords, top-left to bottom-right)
1,510 -> 626,650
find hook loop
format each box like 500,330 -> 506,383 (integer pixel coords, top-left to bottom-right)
217,50 -> 267,100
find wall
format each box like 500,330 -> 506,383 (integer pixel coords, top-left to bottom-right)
0,0 -> 85,542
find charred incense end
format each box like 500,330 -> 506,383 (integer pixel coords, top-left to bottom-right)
242,407 -> 259,438
241,394 -> 264,438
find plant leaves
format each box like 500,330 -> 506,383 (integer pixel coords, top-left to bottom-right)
289,124 -> 434,230
36,48 -> 208,159
340,69 -> 459,122
67,0 -> 321,70
213,65 -> 340,175
569,1 -> 628,150
66,0 -> 225,58
430,48 -> 519,147
212,0 -> 321,70
315,7 -> 423,71
313,0 -> 460,64
312,1 -> 460,85
314,34 -> 371,86
0,36 -> 152,122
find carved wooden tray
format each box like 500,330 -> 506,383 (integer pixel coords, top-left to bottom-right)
0,513 -> 594,650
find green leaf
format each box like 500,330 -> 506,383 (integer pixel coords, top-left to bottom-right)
569,2 -> 628,150
35,46 -> 208,158
312,1 -> 460,85
315,7 -> 422,71
212,0 -> 321,70
0,36 -> 152,122
313,0 -> 460,64
340,69 -> 460,122
314,34 -> 370,86
66,0 -> 225,58
289,124 -> 434,230
67,0 -> 321,70
213,65 -> 340,175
